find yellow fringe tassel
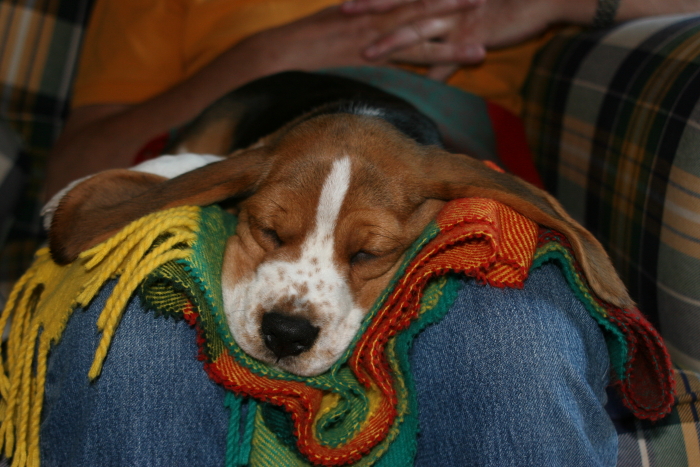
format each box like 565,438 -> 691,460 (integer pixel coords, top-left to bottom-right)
0,206 -> 201,467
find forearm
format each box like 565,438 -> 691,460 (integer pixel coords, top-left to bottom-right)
115,35 -> 290,137
43,3 -> 452,199
44,36 -> 288,199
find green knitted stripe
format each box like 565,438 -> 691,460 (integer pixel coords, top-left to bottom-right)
225,392 -> 243,467
313,367 -> 371,447
250,408 -> 309,467
375,275 -> 464,467
179,206 -> 238,351
240,399 -> 258,465
532,242 -> 628,379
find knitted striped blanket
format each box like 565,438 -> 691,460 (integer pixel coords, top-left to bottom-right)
0,199 -> 674,467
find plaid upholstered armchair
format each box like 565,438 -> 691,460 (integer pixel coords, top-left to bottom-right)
0,1 -> 699,465
521,15 -> 700,463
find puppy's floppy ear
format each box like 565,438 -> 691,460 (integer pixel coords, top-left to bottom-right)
421,149 -> 633,309
50,148 -> 271,265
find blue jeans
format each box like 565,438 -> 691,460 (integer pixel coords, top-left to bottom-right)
40,263 -> 617,466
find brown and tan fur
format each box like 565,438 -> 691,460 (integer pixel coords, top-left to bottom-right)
50,112 -> 632,375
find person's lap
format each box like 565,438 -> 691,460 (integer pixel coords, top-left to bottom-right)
40,262 -> 617,466
411,262 -> 617,467
40,281 -> 231,466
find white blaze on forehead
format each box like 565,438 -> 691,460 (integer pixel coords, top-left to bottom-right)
313,156 -> 351,241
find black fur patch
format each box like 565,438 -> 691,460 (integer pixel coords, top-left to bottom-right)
171,71 -> 443,152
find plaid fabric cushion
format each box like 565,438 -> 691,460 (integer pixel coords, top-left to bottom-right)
0,119 -> 27,307
522,14 -> 700,373
0,0 -> 93,297
0,121 -> 24,233
612,368 -> 700,466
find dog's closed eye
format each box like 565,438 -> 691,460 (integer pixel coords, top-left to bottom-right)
261,227 -> 283,248
248,217 -> 286,251
350,250 -> 379,265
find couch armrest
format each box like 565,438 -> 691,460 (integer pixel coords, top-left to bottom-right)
522,14 -> 700,371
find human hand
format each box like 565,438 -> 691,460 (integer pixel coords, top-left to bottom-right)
342,0 -> 597,80
236,3 -> 502,80
233,5 -> 408,75
342,0 -> 487,80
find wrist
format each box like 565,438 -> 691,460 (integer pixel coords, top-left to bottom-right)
552,0 -> 602,25
616,0 -> 700,22
592,0 -> 621,28
206,32 -> 295,89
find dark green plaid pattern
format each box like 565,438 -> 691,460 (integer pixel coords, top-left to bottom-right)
522,14 -> 700,375
0,0 -> 93,298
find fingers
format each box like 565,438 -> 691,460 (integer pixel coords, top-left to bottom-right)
386,39 -> 486,65
341,0 -> 410,14
342,0 -> 483,15
365,16 -> 455,58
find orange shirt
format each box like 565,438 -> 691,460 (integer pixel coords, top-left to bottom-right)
73,0 -> 550,115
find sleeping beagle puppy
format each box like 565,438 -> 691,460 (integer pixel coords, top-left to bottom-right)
46,72 -> 632,377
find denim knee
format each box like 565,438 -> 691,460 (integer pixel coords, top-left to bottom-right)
39,265 -> 618,466
410,262 -> 617,467
40,283 -> 230,467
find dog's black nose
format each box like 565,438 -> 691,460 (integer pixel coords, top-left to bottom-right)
261,312 -> 319,360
